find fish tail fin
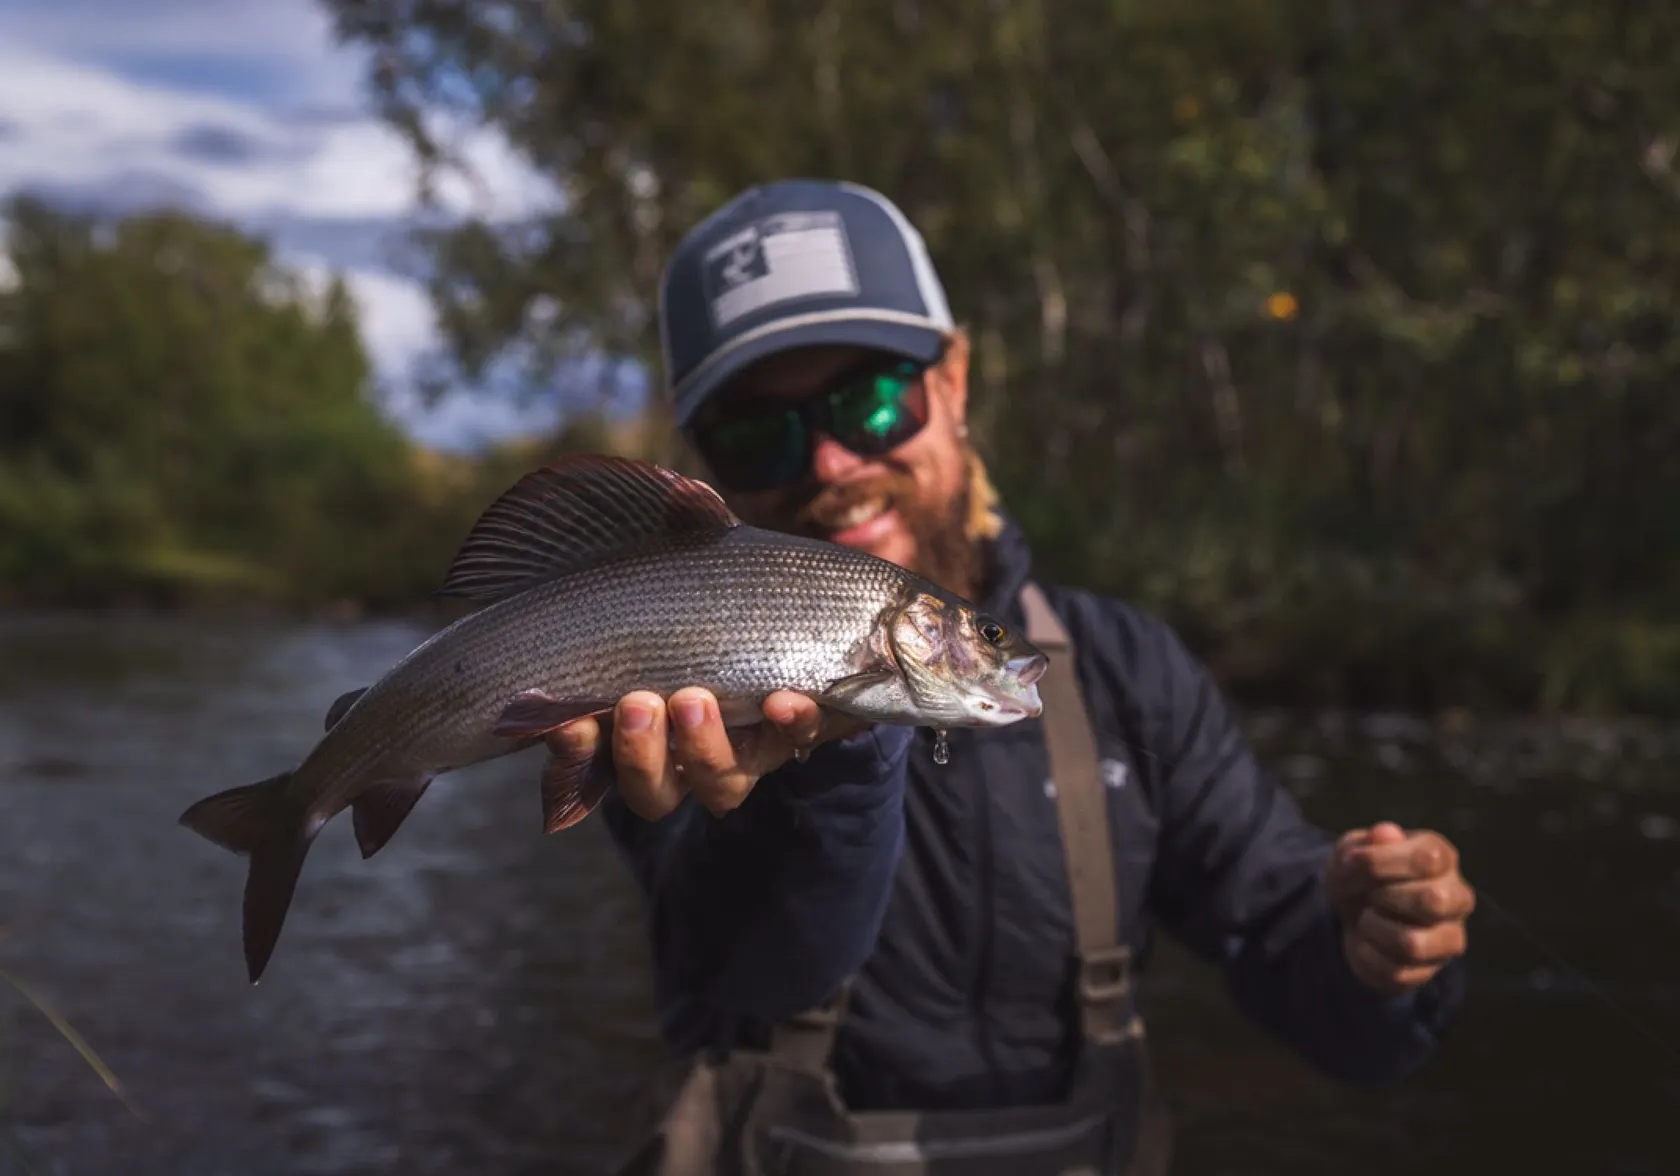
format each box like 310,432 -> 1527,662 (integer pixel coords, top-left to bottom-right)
241,833 -> 312,985
179,771 -> 317,985
179,771 -> 296,855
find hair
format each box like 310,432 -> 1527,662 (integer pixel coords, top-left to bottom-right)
938,328 -> 1006,545
964,444 -> 1005,542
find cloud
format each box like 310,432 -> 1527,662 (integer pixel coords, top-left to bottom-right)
171,121 -> 299,167
0,0 -> 358,102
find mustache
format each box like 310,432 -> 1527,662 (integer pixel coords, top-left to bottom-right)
793,471 -> 919,533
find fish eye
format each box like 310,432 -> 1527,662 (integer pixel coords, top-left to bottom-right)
978,618 -> 1006,646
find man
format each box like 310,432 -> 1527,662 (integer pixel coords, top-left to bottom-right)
548,179 -> 1474,1175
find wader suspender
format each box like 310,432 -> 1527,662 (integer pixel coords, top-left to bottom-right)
1018,581 -> 1135,1045
767,580 -> 1133,1064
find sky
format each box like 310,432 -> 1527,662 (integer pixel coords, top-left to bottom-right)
0,0 -> 570,450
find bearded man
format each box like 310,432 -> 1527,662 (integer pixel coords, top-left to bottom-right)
547,179 -> 1474,1176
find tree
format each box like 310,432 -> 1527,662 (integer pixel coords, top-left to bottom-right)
0,197 -> 427,606
321,0 -> 1680,711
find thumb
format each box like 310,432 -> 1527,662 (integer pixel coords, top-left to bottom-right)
1326,827 -> 1372,914
1368,821 -> 1407,845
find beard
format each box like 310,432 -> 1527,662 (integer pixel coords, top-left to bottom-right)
789,459 -> 986,602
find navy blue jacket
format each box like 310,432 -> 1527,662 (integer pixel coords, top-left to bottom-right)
601,521 -> 1464,1111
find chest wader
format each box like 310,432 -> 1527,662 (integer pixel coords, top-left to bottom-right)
612,583 -> 1173,1176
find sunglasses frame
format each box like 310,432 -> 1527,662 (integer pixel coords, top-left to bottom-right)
689,350 -> 941,493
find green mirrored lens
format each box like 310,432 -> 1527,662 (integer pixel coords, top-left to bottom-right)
829,368 -> 915,448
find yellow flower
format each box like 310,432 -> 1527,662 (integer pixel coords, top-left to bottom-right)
1266,291 -> 1299,321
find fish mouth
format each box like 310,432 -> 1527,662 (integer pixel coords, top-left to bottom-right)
1006,654 -> 1048,687
961,681 -> 1044,722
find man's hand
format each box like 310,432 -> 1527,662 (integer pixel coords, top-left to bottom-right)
543,688 -> 870,821
1324,821 -> 1475,996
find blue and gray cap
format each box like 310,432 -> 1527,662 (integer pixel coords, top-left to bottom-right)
658,179 -> 955,428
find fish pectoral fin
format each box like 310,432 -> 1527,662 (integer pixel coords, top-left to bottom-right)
542,717 -> 617,833
350,774 -> 434,860
822,669 -> 898,708
437,454 -> 741,604
493,690 -> 615,739
324,686 -> 369,731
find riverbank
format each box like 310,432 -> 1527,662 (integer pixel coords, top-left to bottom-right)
5,413 -> 1674,718
3,591 -> 1674,720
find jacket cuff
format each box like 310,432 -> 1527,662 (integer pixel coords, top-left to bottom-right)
774,724 -> 916,803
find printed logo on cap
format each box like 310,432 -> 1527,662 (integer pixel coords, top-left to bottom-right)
700,211 -> 860,329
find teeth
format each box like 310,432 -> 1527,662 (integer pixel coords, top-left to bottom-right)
835,499 -> 888,530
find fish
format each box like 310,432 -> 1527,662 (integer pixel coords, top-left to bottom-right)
179,453 -> 1049,984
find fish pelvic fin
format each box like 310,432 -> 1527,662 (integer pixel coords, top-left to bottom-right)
542,716 -> 617,833
179,772 -> 318,985
350,774 -> 434,860
437,454 -> 740,605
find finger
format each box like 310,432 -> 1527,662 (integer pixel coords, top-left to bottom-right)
669,688 -> 756,815
1354,906 -> 1469,968
545,714 -> 600,758
1326,827 -> 1370,885
613,692 -> 686,821
1324,827 -> 1374,915
764,692 -> 870,750
1344,930 -> 1442,996
1334,827 -> 1371,854
1340,830 -> 1460,888
763,691 -> 824,747
1368,876 -> 1478,926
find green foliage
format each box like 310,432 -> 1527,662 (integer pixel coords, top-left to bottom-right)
319,0 -> 1680,713
0,197 -> 453,609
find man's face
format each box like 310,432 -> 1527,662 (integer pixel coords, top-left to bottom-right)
687,338 -> 978,593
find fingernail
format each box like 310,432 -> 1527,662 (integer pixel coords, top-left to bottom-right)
621,703 -> 652,733
673,698 -> 706,730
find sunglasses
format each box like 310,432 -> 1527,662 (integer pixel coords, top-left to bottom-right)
690,355 -> 935,493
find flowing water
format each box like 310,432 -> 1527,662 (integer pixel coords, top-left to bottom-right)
0,613 -> 1676,1175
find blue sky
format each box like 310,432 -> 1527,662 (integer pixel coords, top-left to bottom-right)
0,0 -> 569,450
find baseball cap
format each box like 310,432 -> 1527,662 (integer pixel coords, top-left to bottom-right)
658,179 -> 955,428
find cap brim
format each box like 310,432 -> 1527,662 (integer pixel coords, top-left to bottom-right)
672,318 -> 946,428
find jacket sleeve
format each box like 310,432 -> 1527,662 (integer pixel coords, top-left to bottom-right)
598,725 -> 912,1051
1111,605 -> 1465,1085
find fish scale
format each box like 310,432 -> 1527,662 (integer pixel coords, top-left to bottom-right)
179,454 -> 1047,984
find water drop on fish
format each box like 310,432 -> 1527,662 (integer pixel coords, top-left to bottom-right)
932,729 -> 950,766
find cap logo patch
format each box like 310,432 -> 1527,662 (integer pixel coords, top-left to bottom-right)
702,210 -> 859,329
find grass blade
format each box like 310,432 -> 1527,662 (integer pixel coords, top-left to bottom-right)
0,969 -> 148,1125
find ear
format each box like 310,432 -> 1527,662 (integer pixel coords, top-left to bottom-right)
929,330 -> 971,427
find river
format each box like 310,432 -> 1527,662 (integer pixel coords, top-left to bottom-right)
0,613 -> 1676,1175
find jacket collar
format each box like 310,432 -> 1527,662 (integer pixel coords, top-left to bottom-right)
979,514 -> 1037,623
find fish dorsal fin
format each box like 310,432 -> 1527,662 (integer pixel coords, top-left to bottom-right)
439,454 -> 741,604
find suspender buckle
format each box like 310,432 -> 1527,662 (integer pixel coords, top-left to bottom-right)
1078,944 -> 1132,1005
767,981 -> 853,1073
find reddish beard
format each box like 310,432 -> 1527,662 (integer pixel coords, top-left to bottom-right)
790,463 -> 984,601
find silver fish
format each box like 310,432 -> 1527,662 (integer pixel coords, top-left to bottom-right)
180,454 -> 1048,983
